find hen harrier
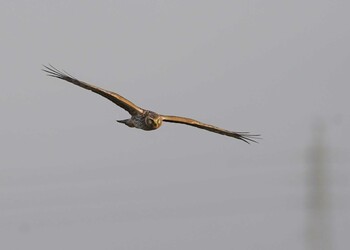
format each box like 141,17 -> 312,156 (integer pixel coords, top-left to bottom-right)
43,65 -> 259,143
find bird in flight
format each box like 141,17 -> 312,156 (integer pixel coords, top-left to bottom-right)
43,65 -> 259,143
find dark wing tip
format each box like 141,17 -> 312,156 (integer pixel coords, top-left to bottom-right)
234,132 -> 261,144
42,64 -> 75,80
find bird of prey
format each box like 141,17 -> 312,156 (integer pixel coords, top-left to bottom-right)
43,65 -> 259,143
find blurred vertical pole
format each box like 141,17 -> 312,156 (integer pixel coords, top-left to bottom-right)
306,124 -> 332,250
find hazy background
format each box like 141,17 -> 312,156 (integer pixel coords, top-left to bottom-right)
1,1 -> 349,249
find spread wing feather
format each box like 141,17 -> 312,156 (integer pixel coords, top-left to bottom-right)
161,115 -> 259,143
42,65 -> 144,115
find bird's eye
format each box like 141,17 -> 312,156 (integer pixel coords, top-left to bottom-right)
146,117 -> 154,126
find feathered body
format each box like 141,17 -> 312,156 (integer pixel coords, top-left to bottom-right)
118,110 -> 162,131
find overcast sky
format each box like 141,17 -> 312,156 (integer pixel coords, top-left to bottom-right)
1,1 -> 349,249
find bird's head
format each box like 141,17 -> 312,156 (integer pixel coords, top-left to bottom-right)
145,111 -> 162,130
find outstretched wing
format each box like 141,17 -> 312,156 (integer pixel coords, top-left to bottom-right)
161,115 -> 259,143
42,64 -> 144,115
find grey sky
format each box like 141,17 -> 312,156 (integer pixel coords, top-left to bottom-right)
1,1 -> 349,249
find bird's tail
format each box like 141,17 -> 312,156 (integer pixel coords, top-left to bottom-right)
116,119 -> 134,128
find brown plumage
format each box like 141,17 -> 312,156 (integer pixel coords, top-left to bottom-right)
43,65 -> 259,143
